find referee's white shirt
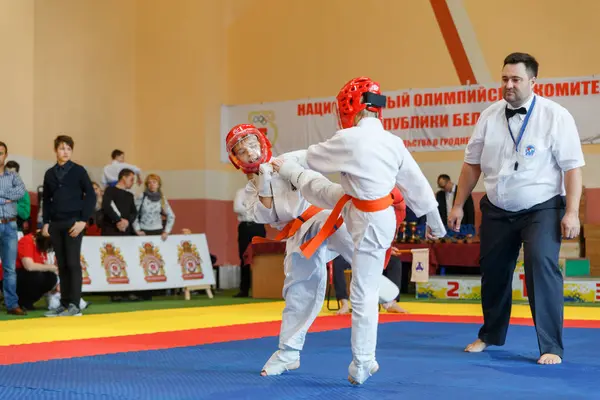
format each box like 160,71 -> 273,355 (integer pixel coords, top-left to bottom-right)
465,94 -> 585,212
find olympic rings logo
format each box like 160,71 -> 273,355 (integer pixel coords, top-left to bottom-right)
252,115 -> 269,125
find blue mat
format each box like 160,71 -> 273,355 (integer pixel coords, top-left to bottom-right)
0,322 -> 598,399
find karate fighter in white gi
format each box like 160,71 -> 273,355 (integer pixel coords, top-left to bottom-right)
271,76 -> 447,385
225,123 -> 402,380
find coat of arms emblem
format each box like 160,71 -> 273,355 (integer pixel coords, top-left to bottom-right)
139,242 -> 167,282
100,243 -> 129,284
178,240 -> 204,280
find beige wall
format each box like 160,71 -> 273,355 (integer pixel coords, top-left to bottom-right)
135,0 -> 226,171
226,0 -> 459,105
0,0 -> 136,188
464,0 -> 600,79
0,0 -> 34,157
33,0 -> 136,168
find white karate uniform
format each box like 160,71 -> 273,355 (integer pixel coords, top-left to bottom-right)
244,162 -> 352,355
244,153 -> 399,366
299,117 -> 443,382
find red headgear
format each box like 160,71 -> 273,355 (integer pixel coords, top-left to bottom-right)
226,124 -> 272,174
336,76 -> 383,129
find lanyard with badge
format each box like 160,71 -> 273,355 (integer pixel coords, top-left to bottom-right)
507,96 -> 536,171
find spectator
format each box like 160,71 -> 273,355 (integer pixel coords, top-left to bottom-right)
5,161 -> 30,233
233,176 -> 266,298
102,149 -> 142,188
436,174 -> 476,237
92,182 -> 103,220
13,232 -> 89,312
15,231 -> 58,310
133,174 -> 175,241
85,182 -> 103,236
42,135 -> 96,317
101,169 -> 137,236
0,142 -> 27,315
101,169 -> 141,302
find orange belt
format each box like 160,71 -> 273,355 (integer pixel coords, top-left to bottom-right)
300,193 -> 394,259
252,205 -> 323,244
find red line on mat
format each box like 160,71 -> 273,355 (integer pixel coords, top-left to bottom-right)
1,314 -> 598,365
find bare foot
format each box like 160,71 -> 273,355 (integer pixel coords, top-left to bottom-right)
464,338 -> 487,352
537,353 -> 562,365
336,299 -> 350,315
382,301 -> 409,314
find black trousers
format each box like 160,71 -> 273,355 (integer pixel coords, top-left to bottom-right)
333,255 -> 403,301
49,220 -> 84,308
478,195 -> 565,357
17,269 -> 58,309
238,221 -> 266,294
384,256 -> 403,301
332,256 -> 351,300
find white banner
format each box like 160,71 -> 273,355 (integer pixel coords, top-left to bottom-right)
417,274 -> 600,303
79,234 -> 215,292
220,76 -> 600,159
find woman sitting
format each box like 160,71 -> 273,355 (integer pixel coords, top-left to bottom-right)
15,231 -> 89,311
15,231 -> 58,310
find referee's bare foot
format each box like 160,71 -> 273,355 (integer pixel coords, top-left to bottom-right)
464,339 -> 487,352
336,299 -> 350,315
538,353 -> 562,365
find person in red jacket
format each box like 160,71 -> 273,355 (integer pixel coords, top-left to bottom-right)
15,231 -> 59,310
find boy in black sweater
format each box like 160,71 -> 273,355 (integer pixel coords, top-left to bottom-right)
101,168 -> 137,236
42,135 -> 96,317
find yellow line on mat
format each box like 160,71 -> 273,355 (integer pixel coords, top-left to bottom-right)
0,302 -> 597,347
0,302 -> 286,346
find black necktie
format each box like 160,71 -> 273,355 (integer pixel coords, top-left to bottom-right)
505,107 -> 527,119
